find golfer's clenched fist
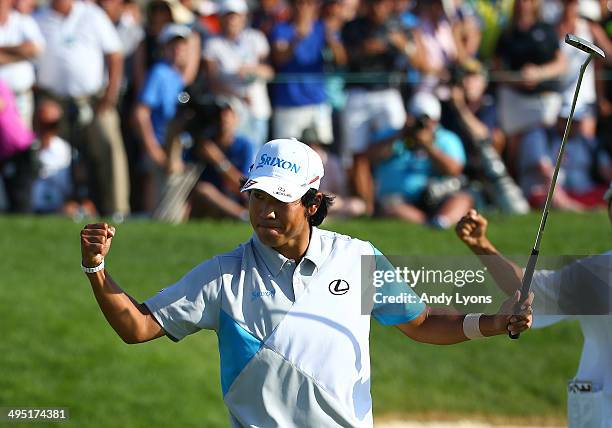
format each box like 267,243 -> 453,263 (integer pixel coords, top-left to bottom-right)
455,209 -> 489,249
81,223 -> 115,268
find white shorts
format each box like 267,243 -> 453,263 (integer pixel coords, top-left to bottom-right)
497,86 -> 562,135
340,88 -> 406,164
272,103 -> 333,144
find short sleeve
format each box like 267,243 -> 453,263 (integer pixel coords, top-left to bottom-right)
20,15 -> 45,48
138,66 -> 163,108
435,128 -> 466,165
202,37 -> 224,62
270,23 -> 292,44
92,5 -> 122,54
252,29 -> 270,59
530,269 -> 572,328
369,245 -> 426,325
533,254 -> 612,323
144,257 -> 223,341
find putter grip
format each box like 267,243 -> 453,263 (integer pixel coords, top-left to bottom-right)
509,249 -> 539,339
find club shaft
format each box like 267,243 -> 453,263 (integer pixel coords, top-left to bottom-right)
534,55 -> 591,253
509,54 -> 592,339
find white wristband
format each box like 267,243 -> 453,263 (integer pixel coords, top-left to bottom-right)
81,259 -> 105,273
463,313 -> 484,340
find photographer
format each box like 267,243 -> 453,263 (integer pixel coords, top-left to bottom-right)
367,91 -> 472,228
446,59 -> 529,214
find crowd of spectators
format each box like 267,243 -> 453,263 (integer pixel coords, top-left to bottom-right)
0,0 -> 610,227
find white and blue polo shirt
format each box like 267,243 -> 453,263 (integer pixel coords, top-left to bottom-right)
144,227 -> 425,427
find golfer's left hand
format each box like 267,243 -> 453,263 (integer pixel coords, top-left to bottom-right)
495,290 -> 534,335
81,223 -> 116,268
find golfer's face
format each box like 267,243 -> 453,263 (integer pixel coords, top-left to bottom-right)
249,190 -> 308,248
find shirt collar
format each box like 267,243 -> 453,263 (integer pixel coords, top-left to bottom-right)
302,226 -> 324,269
252,232 -> 288,277
251,227 -> 324,277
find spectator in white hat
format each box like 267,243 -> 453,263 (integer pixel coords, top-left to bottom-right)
368,91 -> 473,228
202,0 -> 274,148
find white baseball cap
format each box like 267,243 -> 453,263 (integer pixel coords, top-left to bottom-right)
240,139 -> 324,203
158,23 -> 191,44
218,0 -> 248,14
408,91 -> 441,121
579,0 -> 601,22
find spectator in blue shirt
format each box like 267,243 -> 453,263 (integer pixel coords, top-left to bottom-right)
367,92 -> 473,228
269,0 -> 346,144
133,23 -> 190,212
517,108 -> 611,211
190,96 -> 257,220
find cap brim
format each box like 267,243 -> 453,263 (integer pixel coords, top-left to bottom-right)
163,34 -> 188,43
240,176 -> 312,203
219,7 -> 247,14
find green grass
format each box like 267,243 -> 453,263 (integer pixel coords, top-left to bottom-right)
0,212 -> 610,427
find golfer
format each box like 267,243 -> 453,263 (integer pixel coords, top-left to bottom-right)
456,197 -> 611,427
81,139 -> 533,427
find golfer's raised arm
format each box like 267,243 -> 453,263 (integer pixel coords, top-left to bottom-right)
455,209 -> 524,296
80,223 -> 165,344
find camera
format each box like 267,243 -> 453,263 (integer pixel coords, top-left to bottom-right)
175,86 -> 222,141
447,62 -> 466,87
403,115 -> 429,149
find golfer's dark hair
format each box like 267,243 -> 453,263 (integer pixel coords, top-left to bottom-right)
301,188 -> 335,226
239,177 -> 334,226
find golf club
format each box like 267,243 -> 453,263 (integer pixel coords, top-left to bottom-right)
510,34 -> 605,339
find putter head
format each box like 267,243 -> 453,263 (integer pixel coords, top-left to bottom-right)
565,34 -> 605,58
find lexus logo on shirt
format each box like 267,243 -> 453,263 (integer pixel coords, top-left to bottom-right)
328,279 -> 349,295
